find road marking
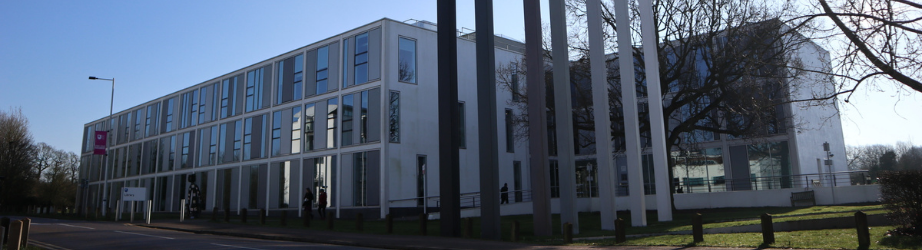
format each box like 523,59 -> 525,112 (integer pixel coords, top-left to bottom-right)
29,239 -> 73,250
114,230 -> 175,240
56,223 -> 95,230
210,243 -> 268,250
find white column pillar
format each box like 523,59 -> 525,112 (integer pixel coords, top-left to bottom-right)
587,0 -> 617,231
614,0 -> 647,227
639,0 -> 673,222
550,0 -> 580,234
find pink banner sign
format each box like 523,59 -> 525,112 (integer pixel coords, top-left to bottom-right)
94,131 -> 107,155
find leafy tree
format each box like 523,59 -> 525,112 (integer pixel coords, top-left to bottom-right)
0,107 -> 37,212
879,170 -> 922,236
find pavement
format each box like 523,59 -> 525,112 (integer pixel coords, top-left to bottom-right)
131,219 -> 758,250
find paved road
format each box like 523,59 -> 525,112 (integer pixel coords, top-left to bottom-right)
13,216 -> 377,250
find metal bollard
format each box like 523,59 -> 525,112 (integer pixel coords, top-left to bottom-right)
464,217 -> 473,238
259,209 -> 266,225
761,213 -> 774,245
6,220 -> 22,250
241,208 -> 248,223
511,220 -> 520,242
855,211 -> 870,249
20,218 -> 30,249
280,210 -> 287,226
355,213 -> 363,231
692,213 -> 704,242
179,199 -> 185,222
224,208 -> 230,222
303,210 -> 311,228
1,217 -> 9,245
326,212 -> 334,230
419,213 -> 428,236
212,207 -> 218,222
564,222 -> 573,243
385,214 -> 392,234
615,218 -> 626,243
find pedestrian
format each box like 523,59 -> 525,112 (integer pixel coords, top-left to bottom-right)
318,189 -> 327,219
500,183 -> 509,204
303,188 -> 314,219
187,175 -> 202,219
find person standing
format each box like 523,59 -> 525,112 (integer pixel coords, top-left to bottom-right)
318,189 -> 328,219
302,188 -> 314,219
500,183 -> 509,204
187,175 -> 202,219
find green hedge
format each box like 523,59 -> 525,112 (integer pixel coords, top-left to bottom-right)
879,170 -> 922,236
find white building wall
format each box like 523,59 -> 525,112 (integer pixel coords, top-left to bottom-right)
786,40 -> 848,182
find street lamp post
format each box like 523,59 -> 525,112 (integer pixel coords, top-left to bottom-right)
89,76 -> 114,216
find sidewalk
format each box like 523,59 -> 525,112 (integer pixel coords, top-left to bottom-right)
131,219 -> 753,250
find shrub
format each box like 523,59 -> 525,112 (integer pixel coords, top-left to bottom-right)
879,170 -> 922,236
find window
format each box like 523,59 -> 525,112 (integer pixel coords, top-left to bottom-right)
353,152 -> 367,206
342,94 -> 354,146
198,128 -> 208,166
342,38 -> 349,88
271,111 -> 281,156
122,113 -> 130,143
327,98 -> 338,148
166,135 -> 176,171
165,99 -> 174,132
218,123 -> 227,164
245,67 -> 264,112
134,110 -> 142,140
388,91 -> 399,143
511,63 -> 520,101
278,161 -> 291,208
243,117 -> 253,160
181,132 -> 191,169
291,106 -> 301,153
360,90 -> 368,143
277,54 -> 304,104
459,102 -> 465,148
505,109 -> 514,152
198,86 -> 207,123
354,32 -> 369,85
398,37 -> 416,83
189,90 -> 199,127
145,104 -> 157,137
209,125 -> 218,165
304,103 -> 315,151
233,120 -> 242,161
316,46 -> 329,94
211,82 -> 220,121
221,78 -> 237,119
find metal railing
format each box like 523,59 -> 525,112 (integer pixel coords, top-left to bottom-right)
388,189 -> 534,210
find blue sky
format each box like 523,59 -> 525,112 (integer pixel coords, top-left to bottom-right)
0,0 -> 919,154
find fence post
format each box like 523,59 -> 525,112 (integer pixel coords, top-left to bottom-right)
241,208 -> 248,223
6,220 -> 21,250
564,222 -> 573,243
212,207 -> 218,222
178,199 -> 184,222
760,213 -> 774,245
419,213 -> 428,236
511,220 -> 519,242
615,218 -> 626,243
19,218 -> 29,249
280,210 -> 287,226
326,212 -> 334,230
855,211 -> 870,249
224,208 -> 230,222
692,213 -> 704,242
303,210 -> 311,228
385,214 -> 392,234
464,217 -> 472,238
259,209 -> 266,225
356,213 -> 363,231
1,217 -> 9,245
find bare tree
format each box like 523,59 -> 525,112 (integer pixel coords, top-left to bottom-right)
498,0 -> 820,207
0,107 -> 37,211
815,0 -> 922,96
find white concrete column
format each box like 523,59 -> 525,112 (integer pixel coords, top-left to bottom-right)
614,0 -> 647,227
639,0 -> 673,222
549,0 -> 580,234
587,0 -> 617,231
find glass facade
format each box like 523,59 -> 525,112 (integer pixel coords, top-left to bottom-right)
354,33 -> 369,85
398,37 -> 416,83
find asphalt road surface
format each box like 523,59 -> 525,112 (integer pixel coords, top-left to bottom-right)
11,216 -> 377,250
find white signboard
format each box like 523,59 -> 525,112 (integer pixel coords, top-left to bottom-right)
122,187 -> 147,201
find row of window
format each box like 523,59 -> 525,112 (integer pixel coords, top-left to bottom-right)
83,87 -> 389,182
82,28 -> 410,153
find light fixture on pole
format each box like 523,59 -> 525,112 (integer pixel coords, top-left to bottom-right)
89,76 -> 115,216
